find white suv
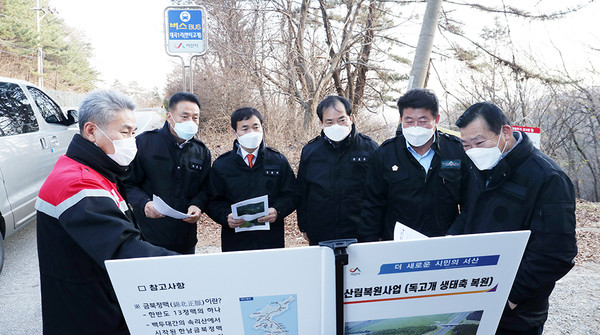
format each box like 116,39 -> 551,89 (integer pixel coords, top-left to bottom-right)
0,77 -> 78,272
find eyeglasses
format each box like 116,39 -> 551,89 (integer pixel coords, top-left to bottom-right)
461,135 -> 496,151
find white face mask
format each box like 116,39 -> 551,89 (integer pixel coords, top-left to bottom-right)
466,134 -> 507,171
172,120 -> 198,141
96,126 -> 138,166
323,124 -> 351,142
402,125 -> 435,147
237,131 -> 263,150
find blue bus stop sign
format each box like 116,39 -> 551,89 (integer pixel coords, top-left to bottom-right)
164,6 -> 206,55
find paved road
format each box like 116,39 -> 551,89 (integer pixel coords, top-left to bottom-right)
0,222 -> 42,334
135,108 -> 165,134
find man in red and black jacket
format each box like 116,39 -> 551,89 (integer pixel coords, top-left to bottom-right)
35,90 -> 177,335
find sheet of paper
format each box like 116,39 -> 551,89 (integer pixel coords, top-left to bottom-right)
152,194 -> 190,219
393,221 -> 428,241
231,195 -> 270,233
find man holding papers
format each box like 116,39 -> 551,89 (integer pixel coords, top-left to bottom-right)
123,92 -> 211,254
207,107 -> 298,252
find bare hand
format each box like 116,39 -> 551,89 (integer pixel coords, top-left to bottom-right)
144,201 -> 165,219
257,207 -> 278,223
227,213 -> 245,228
302,232 -> 309,243
183,205 -> 201,223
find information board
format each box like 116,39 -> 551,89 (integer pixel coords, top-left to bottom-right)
106,247 -> 336,334
107,232 -> 528,334
343,231 -> 530,334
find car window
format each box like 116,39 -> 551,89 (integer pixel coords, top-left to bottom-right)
27,86 -> 66,124
0,82 -> 39,136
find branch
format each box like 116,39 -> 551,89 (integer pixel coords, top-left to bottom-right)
443,0 -> 593,20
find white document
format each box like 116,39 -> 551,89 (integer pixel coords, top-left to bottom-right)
106,247 -> 337,334
152,194 -> 190,219
231,195 -> 270,232
393,222 -> 428,241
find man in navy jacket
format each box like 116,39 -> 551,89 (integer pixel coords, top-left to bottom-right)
297,96 -> 378,245
449,102 -> 577,334
207,107 -> 298,252
123,92 -> 211,254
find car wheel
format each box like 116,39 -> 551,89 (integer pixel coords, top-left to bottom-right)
0,235 -> 4,274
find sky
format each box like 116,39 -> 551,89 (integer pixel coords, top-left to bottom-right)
47,0 -> 600,95
50,0 -> 176,91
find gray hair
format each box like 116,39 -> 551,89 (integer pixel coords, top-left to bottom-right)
78,90 -> 136,133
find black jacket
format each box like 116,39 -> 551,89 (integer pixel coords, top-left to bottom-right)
206,141 -> 299,252
359,130 -> 468,240
448,132 -> 577,331
123,122 -> 211,253
297,125 -> 378,244
35,134 -> 176,335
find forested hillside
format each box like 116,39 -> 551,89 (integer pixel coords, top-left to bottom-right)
0,0 -> 97,90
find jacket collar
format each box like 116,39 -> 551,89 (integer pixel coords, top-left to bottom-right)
232,138 -> 266,166
160,120 -> 203,147
397,128 -> 442,154
160,120 -> 193,147
477,131 -> 535,187
66,133 -> 127,183
321,123 -> 357,149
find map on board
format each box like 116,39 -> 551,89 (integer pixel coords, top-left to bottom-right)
239,294 -> 298,335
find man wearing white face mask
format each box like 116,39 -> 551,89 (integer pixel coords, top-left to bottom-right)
359,88 -> 468,241
449,102 -> 577,335
206,107 -> 299,252
297,96 -> 378,245
35,90 -> 177,334
123,92 -> 211,254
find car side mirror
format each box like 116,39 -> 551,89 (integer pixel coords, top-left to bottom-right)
66,109 -> 78,126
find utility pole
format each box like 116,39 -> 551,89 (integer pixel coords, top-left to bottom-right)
407,0 -> 443,90
32,1 -> 57,88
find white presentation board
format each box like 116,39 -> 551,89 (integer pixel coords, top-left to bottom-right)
106,247 -> 336,335
343,231 -> 530,334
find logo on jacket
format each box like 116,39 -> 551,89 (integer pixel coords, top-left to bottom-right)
441,160 -> 461,169
349,267 -> 361,276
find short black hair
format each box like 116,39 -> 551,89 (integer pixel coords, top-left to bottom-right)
396,88 -> 439,118
316,96 -> 352,121
231,107 -> 264,130
169,92 -> 201,111
455,102 -> 511,135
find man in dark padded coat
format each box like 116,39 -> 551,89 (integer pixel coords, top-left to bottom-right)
123,92 -> 211,254
359,88 -> 468,241
206,107 -> 298,252
35,90 -> 177,334
297,96 -> 378,245
449,102 -> 577,335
